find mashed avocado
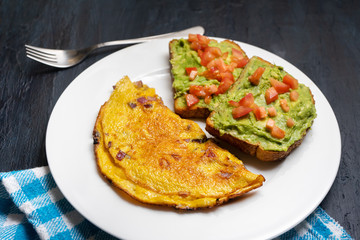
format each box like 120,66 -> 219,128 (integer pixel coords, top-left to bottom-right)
210,57 -> 317,151
169,39 -> 243,108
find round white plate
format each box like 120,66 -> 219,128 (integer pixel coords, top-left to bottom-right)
46,38 -> 341,240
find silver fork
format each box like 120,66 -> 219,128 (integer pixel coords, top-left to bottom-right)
25,26 -> 205,68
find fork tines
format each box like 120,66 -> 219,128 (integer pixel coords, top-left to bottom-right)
25,45 -> 57,64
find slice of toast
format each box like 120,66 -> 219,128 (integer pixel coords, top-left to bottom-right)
205,56 -> 316,161
169,36 -> 248,118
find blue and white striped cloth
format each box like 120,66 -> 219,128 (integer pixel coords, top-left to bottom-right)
0,167 -> 353,240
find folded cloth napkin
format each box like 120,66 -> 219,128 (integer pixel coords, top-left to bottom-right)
0,167 -> 352,240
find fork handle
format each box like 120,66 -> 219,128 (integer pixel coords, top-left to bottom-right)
95,26 -> 205,48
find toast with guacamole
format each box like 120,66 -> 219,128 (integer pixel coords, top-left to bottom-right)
169,34 -> 249,118
206,56 -> 317,161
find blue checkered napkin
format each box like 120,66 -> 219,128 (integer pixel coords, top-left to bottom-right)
0,167 -> 117,240
0,167 -> 353,240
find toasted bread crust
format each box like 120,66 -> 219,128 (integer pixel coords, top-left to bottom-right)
174,98 -> 211,118
205,113 -> 310,161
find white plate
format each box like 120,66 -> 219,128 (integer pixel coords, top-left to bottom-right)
46,38 -> 341,240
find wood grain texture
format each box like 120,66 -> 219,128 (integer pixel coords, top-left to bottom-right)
0,0 -> 358,238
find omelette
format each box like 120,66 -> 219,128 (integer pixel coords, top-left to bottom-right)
93,76 -> 265,209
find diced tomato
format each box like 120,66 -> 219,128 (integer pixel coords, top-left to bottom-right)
270,78 -> 290,94
220,70 -> 234,82
249,67 -> 265,85
201,50 -> 216,66
280,99 -> 290,112
189,70 -> 197,80
188,34 -> 198,42
287,118 -> 295,128
234,57 -> 249,68
189,85 -> 206,98
222,52 -> 229,60
204,84 -> 218,95
232,106 -> 253,119
185,67 -> 197,75
197,34 -> 210,45
227,62 -> 238,72
290,90 -> 299,101
232,48 -> 244,59
266,118 -> 275,130
239,93 -> 255,108
271,126 -> 285,139
204,95 -> 212,104
267,107 -> 277,117
207,58 -> 227,73
265,87 -> 279,104
254,106 -> 267,120
190,41 -> 202,51
185,94 -> 199,107
231,48 -> 249,68
216,78 -> 234,94
206,47 -> 222,58
201,67 -> 221,81
283,75 -> 299,89
228,100 -> 240,107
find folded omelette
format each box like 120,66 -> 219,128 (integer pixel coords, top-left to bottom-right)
93,76 -> 265,209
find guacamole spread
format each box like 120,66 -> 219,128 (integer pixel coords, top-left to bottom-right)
210,56 -> 317,151
169,38 -> 245,108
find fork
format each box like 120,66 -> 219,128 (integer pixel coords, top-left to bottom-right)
25,26 -> 205,68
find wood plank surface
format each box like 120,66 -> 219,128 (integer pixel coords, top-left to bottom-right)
0,0 -> 358,238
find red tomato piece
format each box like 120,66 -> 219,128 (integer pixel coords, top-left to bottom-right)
188,34 -> 198,42
222,52 -> 229,60
232,48 -> 244,59
287,118 -> 295,128
265,87 -> 279,104
266,118 -> 275,130
271,126 -> 286,139
280,99 -> 290,112
267,107 -> 277,117
220,70 -> 234,82
185,94 -> 199,107
185,67 -> 197,75
290,90 -> 299,101
189,70 -> 197,80
231,48 -> 249,68
200,50 -> 216,66
190,41 -> 201,51
239,93 -> 255,108
197,34 -> 210,45
206,47 -> 222,58
228,100 -> 240,107
201,67 -> 221,81
249,67 -> 265,85
216,78 -> 234,94
232,106 -> 253,119
204,95 -> 212,104
235,57 -> 249,68
189,85 -> 206,97
227,62 -> 238,72
283,75 -> 299,89
270,78 -> 290,94
204,84 -> 218,95
206,58 -> 227,73
254,106 -> 267,120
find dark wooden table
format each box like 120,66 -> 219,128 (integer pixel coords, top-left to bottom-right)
1,0 -> 359,238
